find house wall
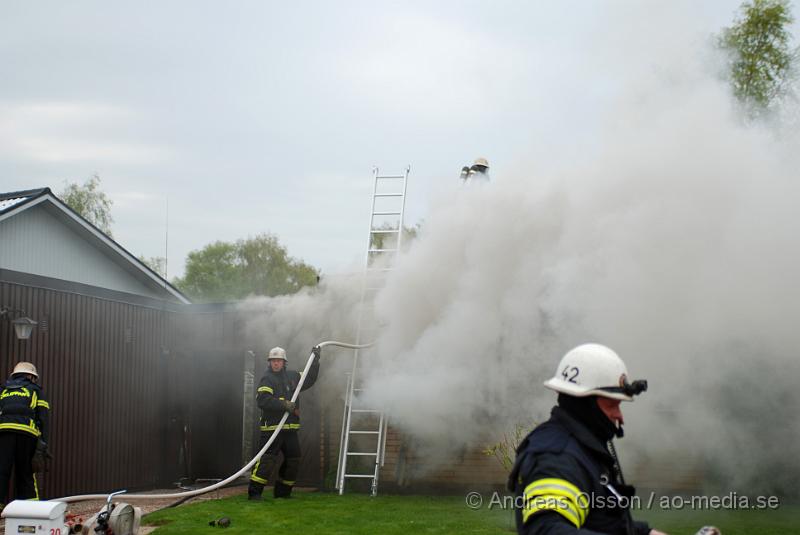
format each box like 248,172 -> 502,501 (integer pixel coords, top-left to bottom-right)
0,204 -> 165,300
0,280 -> 264,499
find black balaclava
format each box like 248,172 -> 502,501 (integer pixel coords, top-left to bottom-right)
558,393 -> 623,441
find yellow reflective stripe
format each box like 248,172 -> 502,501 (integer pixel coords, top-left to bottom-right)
522,495 -> 582,527
525,488 -> 588,524
32,473 -> 39,500
0,423 -> 41,437
260,423 -> 301,431
524,478 -> 588,526
258,386 -> 274,394
281,480 -> 296,486
1,389 -> 32,400
30,391 -> 37,409
251,457 -> 267,484
36,400 -> 49,409
525,478 -> 587,509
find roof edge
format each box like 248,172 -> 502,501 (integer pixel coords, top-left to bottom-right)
0,188 -> 191,304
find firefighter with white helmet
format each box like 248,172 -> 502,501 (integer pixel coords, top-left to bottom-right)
460,156 -> 491,183
0,362 -> 50,507
508,344 -> 668,535
248,345 -> 322,500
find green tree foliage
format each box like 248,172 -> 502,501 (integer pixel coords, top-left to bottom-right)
139,255 -> 167,279
59,174 -> 114,236
484,422 -> 536,471
369,223 -> 421,252
719,0 -> 798,118
174,233 -> 319,302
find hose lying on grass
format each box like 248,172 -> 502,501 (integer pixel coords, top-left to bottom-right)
55,340 -> 373,503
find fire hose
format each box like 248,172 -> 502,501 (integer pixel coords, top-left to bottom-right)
55,340 -> 373,503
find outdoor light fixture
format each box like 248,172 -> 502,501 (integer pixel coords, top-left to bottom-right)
0,307 -> 38,340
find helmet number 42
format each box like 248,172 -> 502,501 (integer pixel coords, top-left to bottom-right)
561,366 -> 580,383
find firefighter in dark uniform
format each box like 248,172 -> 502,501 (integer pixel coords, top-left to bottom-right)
248,346 -> 321,500
509,344 -> 667,535
0,362 -> 50,506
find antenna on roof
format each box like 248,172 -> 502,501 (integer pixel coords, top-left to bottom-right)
164,197 -> 169,288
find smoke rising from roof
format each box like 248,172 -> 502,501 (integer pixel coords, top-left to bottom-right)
239,8 -> 800,494
357,51 -> 800,494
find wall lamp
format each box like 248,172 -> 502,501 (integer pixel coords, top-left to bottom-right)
0,307 -> 38,340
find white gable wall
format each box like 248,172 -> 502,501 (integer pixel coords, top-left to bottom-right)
0,203 -> 165,300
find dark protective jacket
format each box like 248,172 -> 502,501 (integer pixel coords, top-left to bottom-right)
0,375 -> 50,442
256,359 -> 319,432
508,407 -> 650,535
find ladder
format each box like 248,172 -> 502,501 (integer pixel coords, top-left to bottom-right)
336,166 -> 410,496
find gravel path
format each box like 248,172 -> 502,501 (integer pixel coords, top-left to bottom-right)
0,485 -> 247,534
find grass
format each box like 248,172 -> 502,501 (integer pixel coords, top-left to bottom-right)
143,492 -> 510,534
638,505 -> 800,535
143,491 -> 800,535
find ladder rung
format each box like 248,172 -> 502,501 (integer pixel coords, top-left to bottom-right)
374,193 -> 404,197
344,474 -> 376,478
352,409 -> 380,413
368,248 -> 397,253
370,229 -> 400,234
349,431 -> 380,435
376,174 -> 405,179
347,452 -> 378,456
372,211 -> 401,216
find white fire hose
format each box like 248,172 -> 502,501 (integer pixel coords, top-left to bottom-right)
56,340 -> 372,503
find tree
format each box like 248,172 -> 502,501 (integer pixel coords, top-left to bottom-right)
369,223 -> 421,255
139,255 -> 167,279
173,233 -> 319,302
718,0 -> 798,118
59,174 -> 114,236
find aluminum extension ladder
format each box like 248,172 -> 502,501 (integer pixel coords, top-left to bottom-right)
335,166 -> 410,496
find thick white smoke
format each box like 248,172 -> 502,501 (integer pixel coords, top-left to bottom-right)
239,4 -> 800,495
357,53 -> 800,495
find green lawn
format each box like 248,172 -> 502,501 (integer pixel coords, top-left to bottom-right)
143,492 -> 799,535
638,506 -> 800,535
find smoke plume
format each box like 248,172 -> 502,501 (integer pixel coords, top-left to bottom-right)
240,6 -> 800,495
359,51 -> 800,498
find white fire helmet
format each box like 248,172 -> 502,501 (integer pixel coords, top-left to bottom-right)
12,361 -> 38,379
267,347 -> 288,362
544,344 -> 643,402
473,157 -> 489,168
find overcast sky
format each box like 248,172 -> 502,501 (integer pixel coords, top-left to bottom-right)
2,1 -> 797,278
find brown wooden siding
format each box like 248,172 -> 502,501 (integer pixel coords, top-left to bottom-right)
0,281 -> 293,499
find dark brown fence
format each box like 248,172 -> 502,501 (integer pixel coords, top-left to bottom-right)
0,281 -> 324,500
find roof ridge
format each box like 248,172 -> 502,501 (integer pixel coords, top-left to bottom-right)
0,187 -> 51,201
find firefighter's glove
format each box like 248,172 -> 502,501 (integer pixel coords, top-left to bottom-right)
281,400 -> 296,412
38,439 -> 52,459
312,345 -> 321,360
32,439 -> 50,473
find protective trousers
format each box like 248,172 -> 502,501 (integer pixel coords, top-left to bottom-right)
248,430 -> 301,498
0,432 -> 39,504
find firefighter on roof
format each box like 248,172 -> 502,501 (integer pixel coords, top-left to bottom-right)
248,346 -> 321,500
460,156 -> 490,183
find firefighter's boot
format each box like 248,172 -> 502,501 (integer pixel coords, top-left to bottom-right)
247,482 -> 264,501
273,480 -> 293,499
